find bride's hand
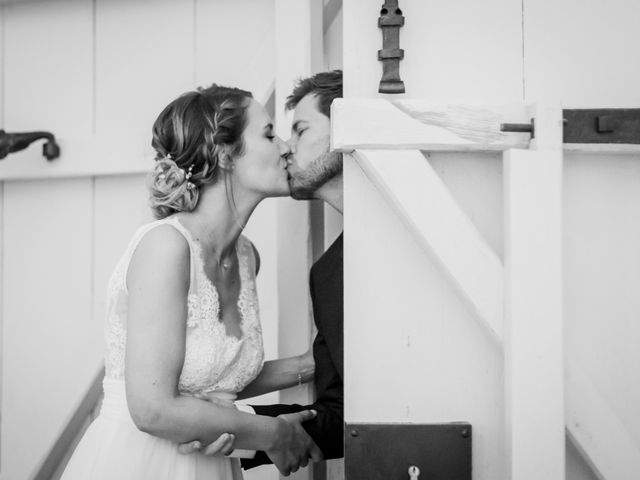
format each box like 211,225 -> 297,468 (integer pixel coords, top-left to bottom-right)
178,433 -> 236,456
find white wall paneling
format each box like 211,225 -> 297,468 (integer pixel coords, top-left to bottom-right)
95,0 -> 195,139
344,154 -> 505,478
196,0 -> 275,103
1,2 -> 96,479
524,0 -> 640,107
2,178 -> 95,480
353,149 -> 504,344
343,0 -> 523,100
3,0 -> 93,135
0,181 -> 3,471
273,1 -> 324,479
92,174 -> 151,329
565,356 -> 640,480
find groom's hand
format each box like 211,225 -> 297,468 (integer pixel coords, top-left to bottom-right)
266,410 -> 323,476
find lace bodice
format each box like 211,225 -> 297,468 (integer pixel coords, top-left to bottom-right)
104,216 -> 264,395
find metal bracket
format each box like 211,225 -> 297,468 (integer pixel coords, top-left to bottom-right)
562,108 -> 640,144
500,108 -> 640,144
378,0 -> 405,94
345,422 -> 472,480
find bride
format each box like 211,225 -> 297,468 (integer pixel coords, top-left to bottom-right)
61,85 -> 321,479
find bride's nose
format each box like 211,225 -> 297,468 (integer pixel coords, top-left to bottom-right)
277,136 -> 291,157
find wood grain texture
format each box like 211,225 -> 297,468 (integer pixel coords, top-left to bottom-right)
332,99 -> 531,152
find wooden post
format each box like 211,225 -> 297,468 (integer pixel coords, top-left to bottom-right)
504,104 -> 565,480
275,1 -> 323,479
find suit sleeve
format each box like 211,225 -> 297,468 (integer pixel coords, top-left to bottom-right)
241,330 -> 343,469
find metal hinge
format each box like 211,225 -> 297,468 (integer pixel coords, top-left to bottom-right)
501,108 -> 640,144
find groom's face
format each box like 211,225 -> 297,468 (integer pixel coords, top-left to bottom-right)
286,94 -> 342,200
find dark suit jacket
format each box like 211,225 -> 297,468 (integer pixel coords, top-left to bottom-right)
242,233 -> 344,468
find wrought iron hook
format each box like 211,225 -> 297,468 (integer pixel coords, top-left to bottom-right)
0,130 -> 61,161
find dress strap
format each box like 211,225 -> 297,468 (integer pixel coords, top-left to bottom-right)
122,216 -> 198,295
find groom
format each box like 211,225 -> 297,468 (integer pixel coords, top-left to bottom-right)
183,70 -> 345,475
244,69 -> 345,471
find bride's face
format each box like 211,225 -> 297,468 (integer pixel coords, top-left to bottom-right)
231,99 -> 290,198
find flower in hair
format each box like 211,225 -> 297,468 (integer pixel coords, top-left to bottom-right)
185,164 -> 194,180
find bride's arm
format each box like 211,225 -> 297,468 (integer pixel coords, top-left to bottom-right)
236,349 -> 314,400
124,225 -> 315,457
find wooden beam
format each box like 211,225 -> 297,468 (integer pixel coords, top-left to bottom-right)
0,135 -> 152,181
332,99 -> 531,152
32,366 -> 104,480
565,357 -> 640,480
353,149 -> 504,344
504,145 -> 565,480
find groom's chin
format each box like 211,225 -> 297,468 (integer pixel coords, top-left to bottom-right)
289,187 -> 315,200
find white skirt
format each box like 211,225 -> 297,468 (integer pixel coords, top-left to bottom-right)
60,378 -> 243,480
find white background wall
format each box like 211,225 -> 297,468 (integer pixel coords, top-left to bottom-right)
343,1 -> 640,479
0,1 -> 325,479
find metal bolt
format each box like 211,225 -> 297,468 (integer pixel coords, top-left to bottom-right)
461,428 -> 470,438
350,429 -> 359,437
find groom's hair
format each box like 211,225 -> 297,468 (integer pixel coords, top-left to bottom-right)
285,70 -> 342,118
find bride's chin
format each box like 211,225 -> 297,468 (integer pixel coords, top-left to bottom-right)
264,184 -> 291,198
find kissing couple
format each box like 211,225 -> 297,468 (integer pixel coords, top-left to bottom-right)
60,70 -> 344,479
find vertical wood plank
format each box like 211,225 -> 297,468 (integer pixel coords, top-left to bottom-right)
195,0 -> 275,102
3,0 -> 93,134
92,175 -> 151,329
95,0 -> 195,140
1,2 -> 96,478
0,4 -> 5,128
504,105 -> 564,480
0,4 -> 5,470
2,179 -> 96,480
0,181 -> 3,472
274,1 -> 323,479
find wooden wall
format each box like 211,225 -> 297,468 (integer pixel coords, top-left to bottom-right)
343,1 -> 640,480
0,1 -> 282,479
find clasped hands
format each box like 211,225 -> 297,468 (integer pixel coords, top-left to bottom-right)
178,394 -> 322,476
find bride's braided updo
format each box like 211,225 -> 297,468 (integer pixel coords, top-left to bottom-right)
148,84 -> 252,219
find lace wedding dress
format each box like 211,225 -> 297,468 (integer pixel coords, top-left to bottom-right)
61,216 -> 264,480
